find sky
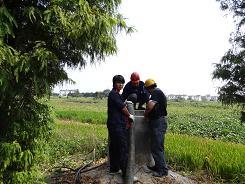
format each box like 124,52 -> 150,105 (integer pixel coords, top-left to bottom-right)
53,0 -> 235,96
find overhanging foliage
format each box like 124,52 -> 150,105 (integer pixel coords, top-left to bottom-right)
213,0 -> 245,122
0,0 -> 132,182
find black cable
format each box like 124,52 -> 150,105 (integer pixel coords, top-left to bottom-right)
50,149 -> 96,183
75,162 -> 106,183
75,161 -> 93,184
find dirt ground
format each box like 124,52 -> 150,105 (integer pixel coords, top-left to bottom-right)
50,160 -> 197,184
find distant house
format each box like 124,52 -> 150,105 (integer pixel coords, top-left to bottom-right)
191,95 -> 202,101
59,89 -> 79,97
210,96 -> 218,101
156,94 -> 218,102
167,94 -> 188,101
180,95 -> 188,100
201,95 -> 211,101
167,94 -> 177,100
201,95 -> 218,101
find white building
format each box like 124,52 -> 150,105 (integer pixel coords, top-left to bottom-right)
59,89 -> 79,97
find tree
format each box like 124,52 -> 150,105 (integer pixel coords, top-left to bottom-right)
0,0 -> 132,182
103,89 -> 111,97
213,0 -> 245,123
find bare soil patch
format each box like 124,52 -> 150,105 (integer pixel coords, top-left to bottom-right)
49,159 -> 197,184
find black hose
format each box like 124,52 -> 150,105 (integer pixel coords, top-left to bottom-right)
75,161 -> 93,184
51,149 -> 97,183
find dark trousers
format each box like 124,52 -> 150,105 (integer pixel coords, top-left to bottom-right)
149,117 -> 168,173
108,125 -> 128,175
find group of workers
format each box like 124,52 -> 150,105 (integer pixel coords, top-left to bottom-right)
107,72 -> 168,182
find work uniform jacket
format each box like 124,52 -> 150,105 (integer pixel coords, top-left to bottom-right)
107,88 -> 128,175
122,81 -> 149,103
148,88 -> 168,173
107,88 -> 127,128
148,88 -> 167,120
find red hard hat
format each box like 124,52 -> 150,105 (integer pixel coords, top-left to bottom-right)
130,72 -> 140,84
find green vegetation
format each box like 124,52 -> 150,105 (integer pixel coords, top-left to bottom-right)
167,101 -> 245,144
43,120 -> 107,168
166,134 -> 245,183
38,97 -> 245,183
42,98 -> 245,183
50,97 -> 245,144
213,0 -> 245,122
50,97 -> 107,124
0,0 -> 130,182
49,97 -> 107,112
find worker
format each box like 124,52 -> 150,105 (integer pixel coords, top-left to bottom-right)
107,75 -> 135,179
144,78 -> 168,177
122,72 -> 150,110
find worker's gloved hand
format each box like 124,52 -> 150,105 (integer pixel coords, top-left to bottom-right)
129,114 -> 135,123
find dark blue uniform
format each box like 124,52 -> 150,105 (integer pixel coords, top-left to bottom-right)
107,88 -> 128,175
148,88 -> 168,175
122,81 -> 150,108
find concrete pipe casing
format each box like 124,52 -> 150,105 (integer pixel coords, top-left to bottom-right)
134,110 -> 155,166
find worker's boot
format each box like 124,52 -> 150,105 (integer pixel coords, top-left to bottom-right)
147,165 -> 157,172
152,170 -> 168,177
109,169 -> 121,175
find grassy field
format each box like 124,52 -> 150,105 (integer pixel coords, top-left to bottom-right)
50,97 -> 245,144
42,97 -> 245,183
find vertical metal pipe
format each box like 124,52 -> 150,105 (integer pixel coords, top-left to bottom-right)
125,101 -> 135,184
134,110 -> 155,166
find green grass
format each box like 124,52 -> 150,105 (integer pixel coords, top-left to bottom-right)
49,97 -> 245,144
45,120 -> 107,166
42,97 -> 245,182
166,134 -> 245,182
49,97 -> 107,112
49,97 -> 107,124
55,110 -> 106,124
42,118 -> 245,183
167,101 -> 244,143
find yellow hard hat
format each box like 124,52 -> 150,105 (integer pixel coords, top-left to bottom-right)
144,78 -> 156,88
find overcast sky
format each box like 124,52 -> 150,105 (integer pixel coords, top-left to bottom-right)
54,0 -> 235,96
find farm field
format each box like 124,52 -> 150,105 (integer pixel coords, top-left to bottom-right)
42,97 -> 245,183
50,97 -> 245,144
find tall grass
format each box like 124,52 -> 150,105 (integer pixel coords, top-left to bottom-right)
44,97 -> 245,182
43,120 -> 108,168
50,97 -> 107,124
43,119 -> 245,182
55,110 -> 106,124
166,134 -> 245,182
49,97 -> 107,112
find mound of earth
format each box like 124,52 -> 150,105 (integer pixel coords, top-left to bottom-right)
50,160 -> 196,184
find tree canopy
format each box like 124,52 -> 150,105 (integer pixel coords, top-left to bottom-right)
0,0 -> 132,182
213,0 -> 245,122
